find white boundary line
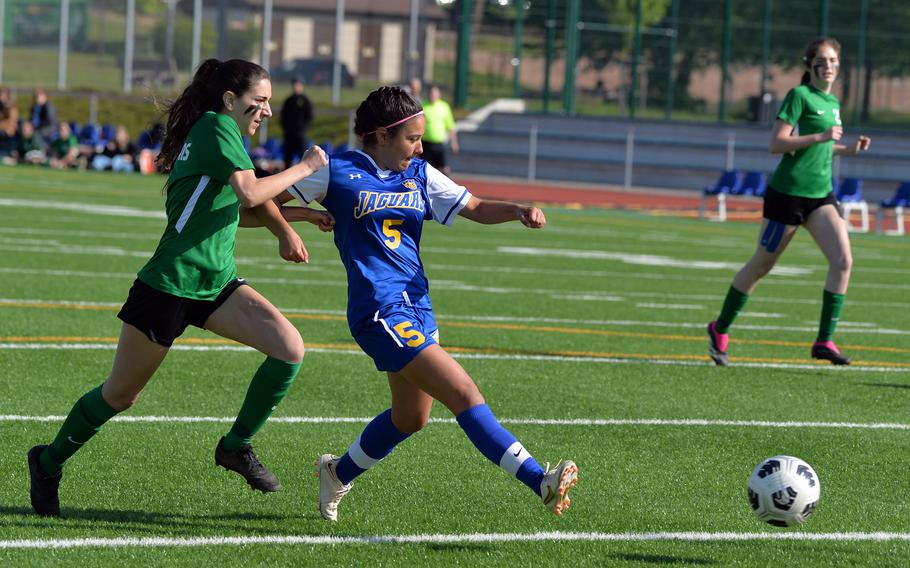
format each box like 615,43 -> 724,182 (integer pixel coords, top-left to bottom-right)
2,414 -> 910,431
3,531 -> 910,549
2,342 -> 908,373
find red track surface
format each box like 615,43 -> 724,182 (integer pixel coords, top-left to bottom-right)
456,175 -> 909,232
456,176 -> 760,214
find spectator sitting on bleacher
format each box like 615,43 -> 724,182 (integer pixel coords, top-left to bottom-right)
48,121 -> 81,169
15,121 -> 47,165
0,86 -> 19,160
30,88 -> 58,140
91,126 -> 139,172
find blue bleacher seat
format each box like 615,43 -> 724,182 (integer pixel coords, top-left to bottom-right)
739,171 -> 767,197
100,124 -> 117,143
877,182 -> 910,235
835,177 -> 863,202
835,177 -> 869,233
263,137 -> 282,160
78,124 -> 99,146
333,142 -> 350,155
699,170 -> 741,221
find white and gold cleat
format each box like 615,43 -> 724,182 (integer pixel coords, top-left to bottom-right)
540,460 -> 578,516
315,454 -> 352,522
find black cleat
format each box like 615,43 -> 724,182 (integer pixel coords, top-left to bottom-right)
27,445 -> 62,517
811,341 -> 851,365
707,321 -> 729,367
215,437 -> 281,492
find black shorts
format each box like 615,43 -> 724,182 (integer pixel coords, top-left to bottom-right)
117,278 -> 247,347
762,186 -> 838,226
421,141 -> 447,169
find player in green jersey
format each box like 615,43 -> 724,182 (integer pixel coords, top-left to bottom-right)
27,59 -> 331,517
707,37 -> 871,367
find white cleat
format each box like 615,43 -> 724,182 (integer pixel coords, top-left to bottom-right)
315,454 -> 352,522
540,460 -> 578,516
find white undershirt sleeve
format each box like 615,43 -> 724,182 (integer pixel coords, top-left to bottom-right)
287,166 -> 330,205
426,162 -> 472,226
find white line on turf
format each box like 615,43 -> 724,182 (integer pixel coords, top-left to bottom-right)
1,342 -> 908,373
0,198 -> 166,219
2,532 -> 910,549
3,414 -> 910,430
4,291 -> 910,331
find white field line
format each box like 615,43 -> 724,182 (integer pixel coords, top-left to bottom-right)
0,198 -> 166,219
0,296 -> 910,335
3,414 -> 910,431
1,342 -> 908,373
2,531 -> 910,549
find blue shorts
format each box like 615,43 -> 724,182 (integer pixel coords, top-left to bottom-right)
351,303 -> 440,372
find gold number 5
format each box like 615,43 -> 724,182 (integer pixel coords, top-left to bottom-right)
382,219 -> 403,249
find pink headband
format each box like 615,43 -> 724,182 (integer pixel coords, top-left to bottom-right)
362,110 -> 424,138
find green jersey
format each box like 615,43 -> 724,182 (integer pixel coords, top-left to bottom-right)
769,85 -> 841,198
421,99 -> 455,144
137,111 -> 254,300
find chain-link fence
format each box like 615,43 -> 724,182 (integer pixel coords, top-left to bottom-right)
453,0 -> 910,128
3,0 -> 909,129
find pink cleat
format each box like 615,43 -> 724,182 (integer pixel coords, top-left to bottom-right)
811,341 -> 851,365
707,321 -> 729,366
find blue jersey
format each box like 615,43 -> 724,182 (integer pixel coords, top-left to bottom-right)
289,150 -> 471,328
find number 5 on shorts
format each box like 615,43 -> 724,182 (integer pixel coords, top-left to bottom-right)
393,321 -> 425,347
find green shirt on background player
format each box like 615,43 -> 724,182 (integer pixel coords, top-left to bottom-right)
769,84 -> 841,199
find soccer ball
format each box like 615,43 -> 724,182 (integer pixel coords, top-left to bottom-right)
747,455 -> 820,526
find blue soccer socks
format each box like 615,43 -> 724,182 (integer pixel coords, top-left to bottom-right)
456,403 -> 545,496
335,409 -> 411,485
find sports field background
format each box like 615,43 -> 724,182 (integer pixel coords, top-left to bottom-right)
1,167 -> 909,566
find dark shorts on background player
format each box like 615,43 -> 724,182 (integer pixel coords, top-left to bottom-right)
420,141 -> 447,170
117,278 -> 247,347
763,186 -> 838,226
351,303 -> 440,372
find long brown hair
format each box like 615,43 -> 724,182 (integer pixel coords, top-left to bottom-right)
801,37 -> 841,85
157,58 -> 269,173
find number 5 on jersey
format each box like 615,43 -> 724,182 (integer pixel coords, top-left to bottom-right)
393,321 -> 425,347
382,219 -> 403,250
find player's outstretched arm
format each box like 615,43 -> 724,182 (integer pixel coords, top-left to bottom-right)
458,196 -> 546,228
229,145 -> 327,208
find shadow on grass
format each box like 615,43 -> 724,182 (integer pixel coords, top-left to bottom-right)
865,383 -> 910,390
0,505 -> 314,532
609,553 -> 716,565
423,542 -> 495,552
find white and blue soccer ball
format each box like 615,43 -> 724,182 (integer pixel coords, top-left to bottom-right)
747,455 -> 820,526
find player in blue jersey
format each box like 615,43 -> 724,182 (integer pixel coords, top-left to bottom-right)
274,86 -> 577,520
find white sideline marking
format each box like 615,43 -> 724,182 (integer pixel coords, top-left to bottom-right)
497,246 -> 813,276
2,531 -> 910,549
1,342 -> 908,373
3,414 -> 910,431
0,198 -> 166,219
3,341 -> 909,373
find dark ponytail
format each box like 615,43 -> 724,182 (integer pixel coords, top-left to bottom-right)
354,86 -> 422,147
801,37 -> 841,86
157,58 -> 269,173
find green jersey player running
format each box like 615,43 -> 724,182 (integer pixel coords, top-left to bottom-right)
27,59 -> 332,517
707,37 -> 871,367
